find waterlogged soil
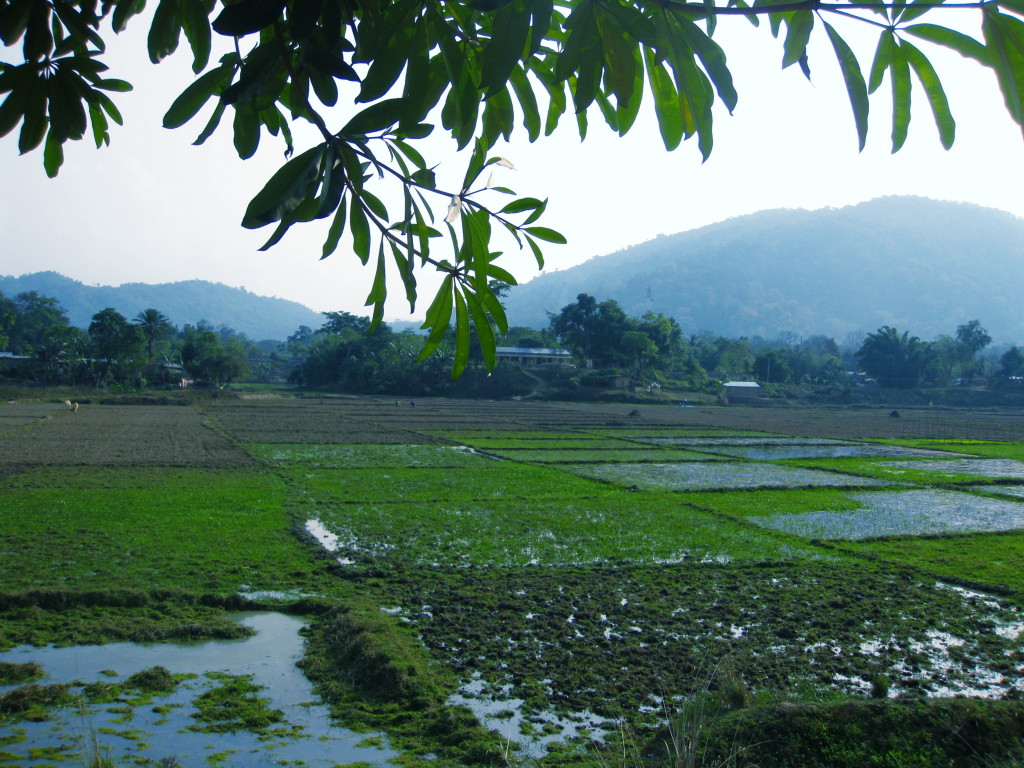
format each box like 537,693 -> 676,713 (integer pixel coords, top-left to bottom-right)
374,562 -> 1024,730
568,462 -> 892,491
749,489 -> 1024,539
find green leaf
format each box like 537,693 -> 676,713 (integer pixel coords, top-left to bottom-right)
163,65 -> 231,128
342,98 -> 407,135
350,196 -> 372,265
241,144 -> 324,228
212,0 -> 285,37
824,21 -> 868,151
675,15 -> 737,113
486,264 -> 518,285
525,226 -> 565,243
890,39 -> 912,152
509,65 -> 541,141
644,46 -> 682,150
902,38 -> 955,149
500,196 -> 544,214
905,24 -> 989,65
782,11 -> 814,70
868,29 -> 895,94
180,0 -> 213,73
465,288 -> 496,370
193,99 -> 225,144
364,244 -> 387,330
481,0 -> 532,98
18,83 -> 47,154
524,233 -> 545,269
983,9 -> 1024,127
42,128 -> 63,177
148,0 -> 182,64
451,287 -> 470,379
418,275 -> 454,361
232,102 -> 260,159
321,192 -> 348,259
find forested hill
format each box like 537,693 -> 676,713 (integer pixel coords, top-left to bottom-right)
0,272 -> 322,341
504,197 -> 1024,344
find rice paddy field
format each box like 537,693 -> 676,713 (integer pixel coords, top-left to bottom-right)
3,396 -> 1024,767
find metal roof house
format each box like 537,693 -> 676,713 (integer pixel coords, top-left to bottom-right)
495,347 -> 573,367
723,381 -> 761,399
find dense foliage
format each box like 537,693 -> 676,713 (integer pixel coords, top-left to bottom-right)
4,0 -> 1024,369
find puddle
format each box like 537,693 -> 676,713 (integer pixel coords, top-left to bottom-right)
305,518 -> 356,565
569,462 -> 890,491
0,612 -> 395,767
877,458 -> 1024,479
449,678 -> 606,758
748,489 -> 1024,539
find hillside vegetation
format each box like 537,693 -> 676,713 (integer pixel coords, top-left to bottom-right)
505,197 -> 1024,343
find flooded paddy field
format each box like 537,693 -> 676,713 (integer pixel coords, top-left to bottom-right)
0,613 -> 393,767
3,397 -> 1024,766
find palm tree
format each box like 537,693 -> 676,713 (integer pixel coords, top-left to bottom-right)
134,308 -> 172,361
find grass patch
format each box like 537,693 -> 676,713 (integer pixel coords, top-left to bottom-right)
247,443 -> 495,468
839,530 -> 1024,600
0,466 -> 329,596
285,464 -> 606,505
307,492 -> 830,567
483,448 -> 718,463
687,488 -> 865,518
0,597 -> 254,649
783,456 -> 1016,484
0,663 -> 43,685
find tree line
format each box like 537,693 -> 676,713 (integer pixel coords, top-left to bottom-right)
3,288 -> 1022,394
0,291 -> 266,389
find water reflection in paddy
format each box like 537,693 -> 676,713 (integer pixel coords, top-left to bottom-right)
749,489 -> 1024,539
570,462 -> 890,490
704,445 -> 961,460
0,612 -> 394,767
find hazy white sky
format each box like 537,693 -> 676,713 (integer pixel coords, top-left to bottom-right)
2,10 -> 1023,322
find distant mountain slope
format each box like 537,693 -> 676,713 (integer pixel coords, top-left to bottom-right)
504,197 -> 1024,344
0,272 -> 323,341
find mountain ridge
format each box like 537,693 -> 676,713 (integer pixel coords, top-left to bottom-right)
0,272 -> 323,341
505,196 -> 1024,344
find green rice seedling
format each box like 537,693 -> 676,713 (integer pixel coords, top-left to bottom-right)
246,443 -> 496,468
484,449 -> 720,464
452,438 -> 638,450
306,492 -> 830,568
840,530 -> 1024,600
782,456 -> 1011,484
687,488 -> 864,519
284,463 -> 608,505
880,439 -> 1024,462
0,466 -> 334,597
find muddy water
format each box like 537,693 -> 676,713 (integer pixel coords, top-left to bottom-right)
0,612 -> 394,767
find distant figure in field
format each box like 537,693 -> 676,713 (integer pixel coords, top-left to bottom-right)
72,402 -> 79,413
64,400 -> 72,410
